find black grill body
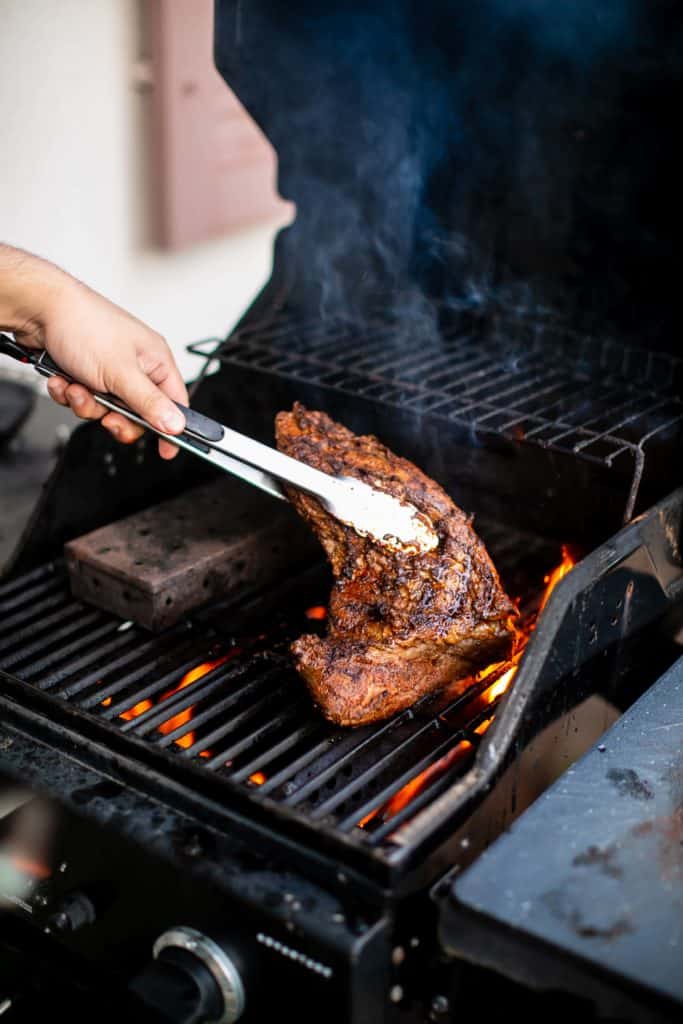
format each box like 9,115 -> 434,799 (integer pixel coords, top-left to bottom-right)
2,2 -> 683,1022
1,472 -> 681,1021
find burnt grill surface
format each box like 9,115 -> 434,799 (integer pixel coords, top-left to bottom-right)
0,520 -> 555,870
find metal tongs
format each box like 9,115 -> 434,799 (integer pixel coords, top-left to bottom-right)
0,334 -> 438,553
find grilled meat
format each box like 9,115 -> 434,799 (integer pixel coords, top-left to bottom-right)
275,403 -> 516,726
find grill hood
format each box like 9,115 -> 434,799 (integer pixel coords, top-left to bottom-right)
214,0 -> 683,352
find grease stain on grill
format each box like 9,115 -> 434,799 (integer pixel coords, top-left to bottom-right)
607,767 -> 655,801
575,917 -> 634,941
632,807 -> 683,882
572,844 -> 623,879
542,887 -> 635,941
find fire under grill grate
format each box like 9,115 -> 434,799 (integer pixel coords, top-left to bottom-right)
189,312 -> 683,513
0,520 -> 556,870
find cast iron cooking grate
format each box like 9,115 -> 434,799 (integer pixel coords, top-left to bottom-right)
189,311 -> 683,518
0,520 -> 554,869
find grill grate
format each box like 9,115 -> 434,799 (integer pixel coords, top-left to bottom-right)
189,312 -> 683,475
0,523 -> 554,865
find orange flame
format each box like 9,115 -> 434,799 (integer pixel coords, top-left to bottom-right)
358,546 -> 576,830
156,656 -> 233,749
248,771 -> 267,785
305,605 -> 327,621
107,653 -> 237,754
359,741 -> 474,828
119,698 -> 153,721
539,544 -> 575,612
456,544 -> 576,710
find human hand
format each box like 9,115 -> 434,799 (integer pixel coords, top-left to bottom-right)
1,246 -> 187,459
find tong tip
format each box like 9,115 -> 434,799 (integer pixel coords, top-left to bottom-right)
331,477 -> 439,553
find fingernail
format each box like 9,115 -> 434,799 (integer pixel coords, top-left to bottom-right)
160,408 -> 184,433
71,392 -> 85,408
110,425 -> 120,439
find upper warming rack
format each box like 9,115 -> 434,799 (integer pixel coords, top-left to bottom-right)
189,312 -> 682,520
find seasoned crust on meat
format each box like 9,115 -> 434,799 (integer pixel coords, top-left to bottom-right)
275,403 -> 516,726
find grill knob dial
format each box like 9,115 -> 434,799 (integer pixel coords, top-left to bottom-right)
152,926 -> 245,1024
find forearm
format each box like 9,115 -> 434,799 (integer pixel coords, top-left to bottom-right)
0,243 -> 70,340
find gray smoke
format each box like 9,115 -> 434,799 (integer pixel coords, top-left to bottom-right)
268,0 -> 641,341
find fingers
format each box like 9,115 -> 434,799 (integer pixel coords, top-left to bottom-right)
157,368 -> 187,459
109,370 -> 184,433
106,357 -> 186,460
157,436 -> 181,460
46,376 -> 69,407
47,378 -> 143,444
101,412 -> 144,444
138,346 -> 189,405
46,336 -> 188,460
48,378 -> 106,420
137,346 -> 188,460
64,383 -> 106,421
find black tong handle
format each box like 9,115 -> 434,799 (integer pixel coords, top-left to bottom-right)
0,332 -> 224,444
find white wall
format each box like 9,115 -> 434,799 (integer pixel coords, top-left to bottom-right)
0,0 -> 281,383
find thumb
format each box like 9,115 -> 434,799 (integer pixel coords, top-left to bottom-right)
153,358 -> 190,460
109,366 -> 186,436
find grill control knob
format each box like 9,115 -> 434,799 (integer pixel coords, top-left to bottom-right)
46,889 -> 97,933
149,926 -> 245,1024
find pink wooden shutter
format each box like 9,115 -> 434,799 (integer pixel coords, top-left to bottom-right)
146,0 -> 292,249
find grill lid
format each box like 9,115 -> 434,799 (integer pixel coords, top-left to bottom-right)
214,1 -> 683,349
